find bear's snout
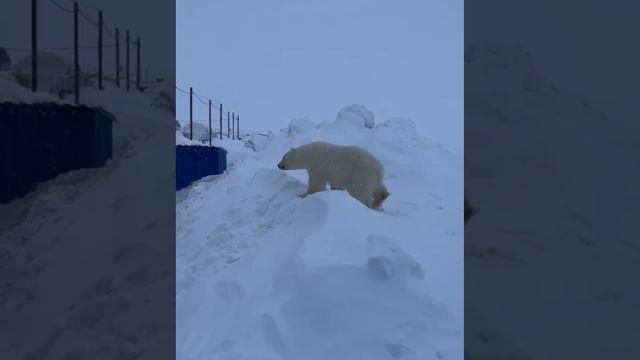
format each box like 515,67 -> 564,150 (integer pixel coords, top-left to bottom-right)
277,162 -> 284,169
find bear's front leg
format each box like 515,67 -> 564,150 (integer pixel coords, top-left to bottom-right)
307,172 -> 327,195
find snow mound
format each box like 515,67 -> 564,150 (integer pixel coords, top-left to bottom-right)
243,132 -> 273,152
285,116 -> 316,137
378,117 -> 421,139
334,104 -> 376,129
0,76 -> 64,104
176,131 -> 205,146
177,109 -> 462,360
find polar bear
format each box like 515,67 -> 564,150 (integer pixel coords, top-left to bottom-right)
277,141 -> 390,209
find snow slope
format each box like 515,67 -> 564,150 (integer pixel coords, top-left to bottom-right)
0,77 -> 175,359
176,106 -> 463,359
464,41 -> 640,359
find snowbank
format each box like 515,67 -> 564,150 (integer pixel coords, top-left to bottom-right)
0,74 -> 174,359
176,106 -> 463,360
176,131 -> 207,146
285,116 -> 316,137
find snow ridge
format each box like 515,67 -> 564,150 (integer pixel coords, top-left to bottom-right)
176,107 -> 463,360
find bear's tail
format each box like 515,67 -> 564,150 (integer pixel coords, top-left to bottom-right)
372,184 -> 390,209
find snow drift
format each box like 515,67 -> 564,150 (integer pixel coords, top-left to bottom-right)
176,108 -> 463,359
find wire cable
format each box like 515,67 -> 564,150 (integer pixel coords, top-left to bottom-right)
49,0 -> 73,13
79,9 -> 99,27
175,86 -> 190,95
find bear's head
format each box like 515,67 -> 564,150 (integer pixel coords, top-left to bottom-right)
277,147 -> 300,170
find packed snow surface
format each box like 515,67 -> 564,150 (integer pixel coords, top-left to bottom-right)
176,110 -> 463,359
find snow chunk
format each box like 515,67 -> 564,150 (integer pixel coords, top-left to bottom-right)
335,104 -> 376,129
176,132 -> 205,146
365,234 -> 425,281
286,116 -> 316,137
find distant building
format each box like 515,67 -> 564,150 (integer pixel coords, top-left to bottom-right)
0,48 -> 11,71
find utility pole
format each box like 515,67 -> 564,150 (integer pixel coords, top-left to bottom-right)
219,104 -> 223,140
136,37 -> 141,90
98,10 -> 103,90
208,100 -> 212,146
74,2 -> 79,104
31,0 -> 37,92
126,30 -> 130,92
115,28 -> 120,87
189,87 -> 193,140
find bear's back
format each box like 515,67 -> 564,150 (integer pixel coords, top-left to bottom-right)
297,141 -> 383,173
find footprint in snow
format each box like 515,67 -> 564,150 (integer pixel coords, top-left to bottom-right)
379,208 -> 410,218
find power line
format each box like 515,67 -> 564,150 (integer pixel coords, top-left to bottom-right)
75,0 -> 100,13
176,86 -> 190,94
192,91 -> 209,106
78,9 -> 115,39
193,89 -> 222,108
50,0 -> 116,39
79,9 -> 99,27
176,85 -> 237,117
49,0 -> 73,13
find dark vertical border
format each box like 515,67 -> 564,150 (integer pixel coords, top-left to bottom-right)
0,1 -> 176,359
465,1 -> 640,359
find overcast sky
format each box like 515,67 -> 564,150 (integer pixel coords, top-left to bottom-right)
177,0 -> 463,153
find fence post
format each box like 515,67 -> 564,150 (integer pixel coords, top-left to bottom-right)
126,30 -> 130,92
115,28 -> 120,87
219,103 -> 223,140
74,2 -> 79,104
208,99 -> 212,146
232,112 -> 235,140
227,111 -> 230,138
136,37 -> 141,90
31,0 -> 37,92
237,115 -> 240,139
97,10 -> 102,90
189,87 -> 193,140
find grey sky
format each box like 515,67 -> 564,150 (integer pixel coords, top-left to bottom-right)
177,0 -> 463,153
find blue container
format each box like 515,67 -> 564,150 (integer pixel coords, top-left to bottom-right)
176,145 -> 227,190
0,102 -> 114,204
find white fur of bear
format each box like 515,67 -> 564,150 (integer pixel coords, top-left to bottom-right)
277,141 -> 390,209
